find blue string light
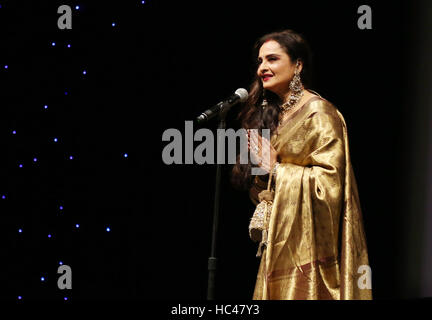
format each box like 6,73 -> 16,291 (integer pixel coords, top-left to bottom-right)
4,1 -> 126,300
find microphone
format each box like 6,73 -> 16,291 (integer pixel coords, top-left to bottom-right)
196,88 -> 248,123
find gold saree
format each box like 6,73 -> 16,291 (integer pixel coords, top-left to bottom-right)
249,96 -> 372,300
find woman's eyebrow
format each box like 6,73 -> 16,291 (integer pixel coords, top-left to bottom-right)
257,53 -> 281,60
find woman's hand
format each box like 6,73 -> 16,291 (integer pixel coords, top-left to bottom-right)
248,129 -> 278,173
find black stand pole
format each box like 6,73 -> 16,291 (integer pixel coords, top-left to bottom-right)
207,111 -> 227,300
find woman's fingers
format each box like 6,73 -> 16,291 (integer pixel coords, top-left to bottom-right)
250,131 -> 269,149
246,130 -> 273,172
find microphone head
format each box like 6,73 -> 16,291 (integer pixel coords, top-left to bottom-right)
235,88 -> 248,102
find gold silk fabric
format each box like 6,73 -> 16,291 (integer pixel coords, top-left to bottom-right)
249,96 -> 372,300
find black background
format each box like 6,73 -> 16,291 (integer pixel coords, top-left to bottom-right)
0,0 -> 423,301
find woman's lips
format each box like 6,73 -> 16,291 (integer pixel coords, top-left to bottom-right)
263,76 -> 272,81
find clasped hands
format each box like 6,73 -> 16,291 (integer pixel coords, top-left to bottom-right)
247,129 -> 278,174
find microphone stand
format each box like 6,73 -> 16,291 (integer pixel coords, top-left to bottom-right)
206,106 -> 229,300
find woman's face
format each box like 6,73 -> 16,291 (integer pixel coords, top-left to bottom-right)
257,40 -> 301,98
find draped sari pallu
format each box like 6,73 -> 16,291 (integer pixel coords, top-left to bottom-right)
250,97 -> 372,300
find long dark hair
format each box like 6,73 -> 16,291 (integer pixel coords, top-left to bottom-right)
230,29 -> 314,190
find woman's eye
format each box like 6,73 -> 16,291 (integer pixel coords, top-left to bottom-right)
256,57 -> 277,65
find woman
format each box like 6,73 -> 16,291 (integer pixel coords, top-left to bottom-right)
231,30 -> 372,300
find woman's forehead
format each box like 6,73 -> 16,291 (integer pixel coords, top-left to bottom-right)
259,40 -> 283,55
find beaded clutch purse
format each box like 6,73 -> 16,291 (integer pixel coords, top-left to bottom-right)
249,166 -> 275,257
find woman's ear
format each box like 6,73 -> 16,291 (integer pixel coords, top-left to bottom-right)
296,60 -> 304,74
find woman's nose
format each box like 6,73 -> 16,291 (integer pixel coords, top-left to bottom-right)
258,62 -> 268,75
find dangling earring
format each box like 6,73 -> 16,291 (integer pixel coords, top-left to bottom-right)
289,61 -> 303,94
261,91 -> 268,109
279,61 -> 304,126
